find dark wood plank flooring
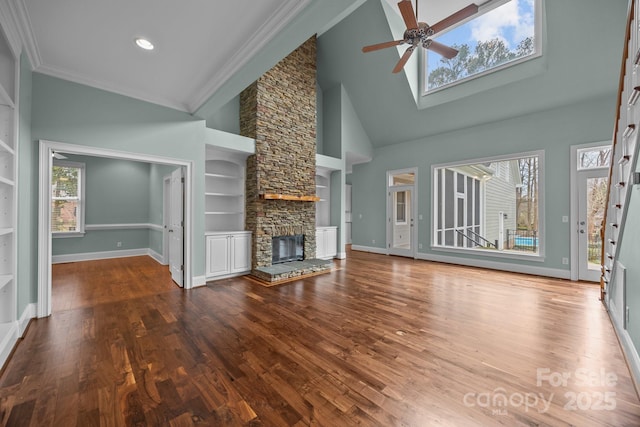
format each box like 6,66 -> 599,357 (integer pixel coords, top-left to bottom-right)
1,252 -> 639,426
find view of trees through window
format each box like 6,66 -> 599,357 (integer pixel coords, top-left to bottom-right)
51,164 -> 81,233
433,153 -> 541,254
426,0 -> 537,91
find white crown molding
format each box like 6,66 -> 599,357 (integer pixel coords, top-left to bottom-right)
187,0 -> 313,113
8,0 -> 39,66
0,0 -> 23,57
35,63 -> 190,112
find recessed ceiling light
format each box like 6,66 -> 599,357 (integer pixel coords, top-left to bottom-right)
135,38 -> 154,51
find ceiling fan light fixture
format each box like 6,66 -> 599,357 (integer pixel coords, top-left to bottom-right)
135,37 -> 154,51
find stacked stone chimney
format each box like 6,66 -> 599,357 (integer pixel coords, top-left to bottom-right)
240,36 -> 317,270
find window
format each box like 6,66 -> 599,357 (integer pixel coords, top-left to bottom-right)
52,161 -> 85,236
425,0 -> 540,93
433,151 -> 543,257
577,145 -> 611,170
396,191 -> 407,224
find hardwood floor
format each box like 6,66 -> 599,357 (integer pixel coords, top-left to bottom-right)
1,252 -> 640,426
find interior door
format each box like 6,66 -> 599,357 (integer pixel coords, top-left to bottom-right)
388,186 -> 414,257
577,168 -> 608,281
169,168 -> 184,286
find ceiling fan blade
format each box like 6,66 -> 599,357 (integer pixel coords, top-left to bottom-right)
362,40 -> 405,53
397,0 -> 418,29
392,45 -> 415,73
430,4 -> 479,35
427,40 -> 458,59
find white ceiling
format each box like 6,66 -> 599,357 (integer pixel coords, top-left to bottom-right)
384,0 -> 493,27
13,0 -> 314,112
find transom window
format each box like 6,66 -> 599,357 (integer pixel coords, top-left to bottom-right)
52,160 -> 85,236
577,145 -> 611,170
433,151 -> 543,257
424,0 -> 540,93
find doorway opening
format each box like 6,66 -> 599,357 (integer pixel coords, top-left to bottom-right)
39,140 -> 194,318
387,168 -> 417,258
570,142 -> 611,281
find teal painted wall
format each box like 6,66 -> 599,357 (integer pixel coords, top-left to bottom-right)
25,73 -> 206,303
17,53 -> 33,316
351,94 -> 616,273
53,229 -> 150,255
50,155 -> 175,256
205,95 -> 240,134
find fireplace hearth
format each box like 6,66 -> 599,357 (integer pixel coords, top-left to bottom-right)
272,235 -> 304,264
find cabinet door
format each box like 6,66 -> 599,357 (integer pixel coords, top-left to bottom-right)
325,228 -> 337,258
315,229 -> 325,259
206,235 -> 230,277
230,234 -> 251,273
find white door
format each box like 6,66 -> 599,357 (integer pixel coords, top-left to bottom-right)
577,169 -> 608,281
388,186 -> 415,257
169,168 -> 184,286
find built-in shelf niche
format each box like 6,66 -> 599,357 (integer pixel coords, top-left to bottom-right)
316,173 -> 330,227
205,143 -> 252,233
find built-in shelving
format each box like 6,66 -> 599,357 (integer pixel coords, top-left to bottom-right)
204,149 -> 248,233
316,173 -> 330,227
0,22 -> 17,370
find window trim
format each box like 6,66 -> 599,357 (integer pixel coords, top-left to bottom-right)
52,160 -> 86,238
421,0 -> 543,97
431,150 -> 545,260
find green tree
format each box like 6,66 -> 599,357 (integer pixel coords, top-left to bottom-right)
467,39 -> 515,74
428,44 -> 471,89
428,36 -> 535,90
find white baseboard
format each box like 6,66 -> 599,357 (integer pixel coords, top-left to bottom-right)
335,252 -> 347,260
18,303 -> 36,337
351,245 -> 387,255
416,252 -> 571,279
192,275 -> 207,288
52,248 -> 149,264
147,249 -> 166,265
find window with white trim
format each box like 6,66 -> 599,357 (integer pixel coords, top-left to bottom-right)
395,191 -> 407,224
425,0 -> 540,93
52,160 -> 85,236
433,151 -> 543,257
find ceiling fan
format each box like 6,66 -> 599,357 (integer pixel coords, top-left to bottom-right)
362,0 -> 479,73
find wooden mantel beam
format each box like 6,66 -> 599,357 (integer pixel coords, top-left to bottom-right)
260,193 -> 320,202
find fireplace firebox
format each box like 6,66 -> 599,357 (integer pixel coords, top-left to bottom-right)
272,235 -> 304,264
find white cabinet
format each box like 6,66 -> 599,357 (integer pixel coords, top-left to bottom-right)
205,232 -> 252,280
316,226 -> 337,260
0,24 -> 17,370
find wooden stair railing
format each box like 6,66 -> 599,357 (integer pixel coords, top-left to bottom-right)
600,0 -> 635,301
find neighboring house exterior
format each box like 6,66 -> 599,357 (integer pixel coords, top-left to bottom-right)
484,160 -> 520,249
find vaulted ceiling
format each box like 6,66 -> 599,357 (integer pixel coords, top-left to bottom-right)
4,0 -> 629,148
318,0 -> 628,146
9,0 -> 364,112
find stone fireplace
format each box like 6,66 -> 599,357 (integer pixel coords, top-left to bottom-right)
240,36 -> 330,282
